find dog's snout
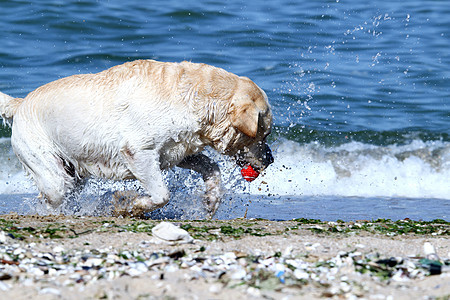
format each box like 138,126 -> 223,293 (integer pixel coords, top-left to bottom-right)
234,142 -> 274,172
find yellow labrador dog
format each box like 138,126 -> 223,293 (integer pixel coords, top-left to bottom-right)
0,60 -> 273,217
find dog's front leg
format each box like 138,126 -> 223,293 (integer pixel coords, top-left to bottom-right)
178,153 -> 222,218
121,149 -> 170,217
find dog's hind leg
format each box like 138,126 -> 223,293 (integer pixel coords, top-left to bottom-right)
11,133 -> 76,210
121,149 -> 170,217
178,153 -> 222,218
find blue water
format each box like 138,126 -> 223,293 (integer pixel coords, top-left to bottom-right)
0,0 -> 449,220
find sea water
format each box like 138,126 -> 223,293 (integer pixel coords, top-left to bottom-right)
0,0 -> 448,220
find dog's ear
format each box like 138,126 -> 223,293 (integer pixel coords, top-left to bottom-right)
230,101 -> 260,138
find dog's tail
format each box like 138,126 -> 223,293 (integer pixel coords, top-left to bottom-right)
0,91 -> 23,127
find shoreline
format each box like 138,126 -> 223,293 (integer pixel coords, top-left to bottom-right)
0,214 -> 449,299
1,193 -> 449,222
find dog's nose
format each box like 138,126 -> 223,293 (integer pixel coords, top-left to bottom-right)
264,144 -> 274,166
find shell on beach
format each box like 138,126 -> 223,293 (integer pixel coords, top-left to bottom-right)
151,222 -> 193,243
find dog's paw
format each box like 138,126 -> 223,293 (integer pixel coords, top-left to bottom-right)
111,191 -> 167,218
130,196 -> 158,218
203,177 -> 222,218
203,193 -> 221,219
111,191 -> 144,218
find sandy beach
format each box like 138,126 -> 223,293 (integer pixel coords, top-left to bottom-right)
0,214 -> 449,299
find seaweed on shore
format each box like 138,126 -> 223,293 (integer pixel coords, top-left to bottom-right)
301,218 -> 450,236
0,216 -> 448,243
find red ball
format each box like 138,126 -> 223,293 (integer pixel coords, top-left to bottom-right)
240,165 -> 260,182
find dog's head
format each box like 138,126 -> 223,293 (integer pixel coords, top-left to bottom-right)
228,77 -> 274,177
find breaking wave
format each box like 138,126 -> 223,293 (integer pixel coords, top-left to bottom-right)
1,136 -> 449,201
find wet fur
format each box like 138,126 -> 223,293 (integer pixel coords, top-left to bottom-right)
0,60 -> 272,217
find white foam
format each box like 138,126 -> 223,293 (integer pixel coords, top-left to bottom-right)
1,138 -> 449,200
0,138 -> 37,194
246,139 -> 450,200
